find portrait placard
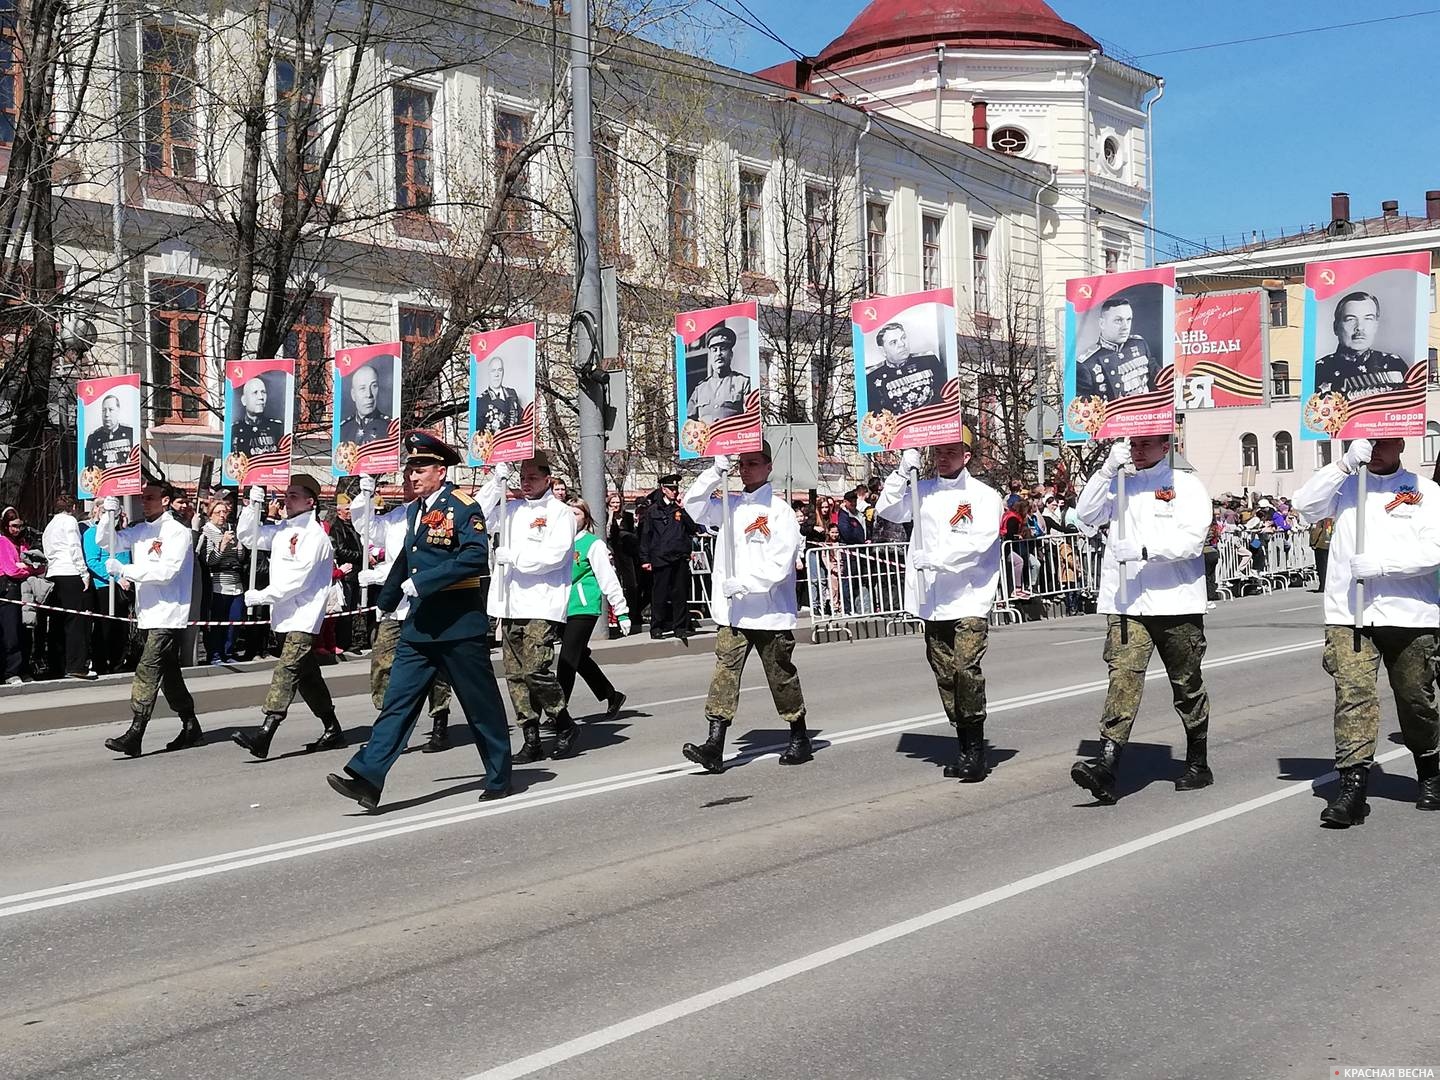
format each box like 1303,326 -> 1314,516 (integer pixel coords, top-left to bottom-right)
674,301 -> 761,460
221,358 -> 295,487
76,374 -> 142,499
332,342 -> 402,476
467,322 -> 536,466
851,287 -> 960,452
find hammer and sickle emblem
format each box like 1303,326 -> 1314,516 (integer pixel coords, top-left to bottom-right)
339,353 -> 351,369
475,337 -> 488,353
231,366 -> 243,379
1078,284 -> 1093,299
863,306 -> 876,321
683,318 -> 695,334
1320,270 -> 1336,286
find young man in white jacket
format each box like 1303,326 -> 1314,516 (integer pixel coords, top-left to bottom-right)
97,481 -> 202,756
231,474 -> 344,759
1070,435 -> 1214,804
351,474 -> 453,752
478,451 -> 578,763
875,432 -> 1003,781
680,442 -> 812,773
1292,437 -> 1440,826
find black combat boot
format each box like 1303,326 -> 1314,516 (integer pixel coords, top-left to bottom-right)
1414,753 -> 1440,811
105,716 -> 149,758
944,725 -> 989,782
420,710 -> 450,753
778,720 -> 813,766
1071,738 -> 1123,805
551,711 -> 581,759
682,719 -> 729,774
1174,734 -> 1214,791
164,715 -> 204,752
514,721 -> 546,764
1320,765 -> 1370,827
305,714 -> 347,753
232,713 -> 284,759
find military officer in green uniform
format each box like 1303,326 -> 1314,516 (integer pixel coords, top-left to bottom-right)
230,377 -> 285,456
686,325 -> 751,422
1313,292 -> 1410,404
328,432 -> 512,811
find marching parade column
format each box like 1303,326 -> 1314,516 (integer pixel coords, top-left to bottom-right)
874,430 -> 1003,782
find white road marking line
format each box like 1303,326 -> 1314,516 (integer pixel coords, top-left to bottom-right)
1050,636 -> 1104,646
1277,604 -> 1320,613
0,639 -> 1321,919
463,739 -> 1409,1080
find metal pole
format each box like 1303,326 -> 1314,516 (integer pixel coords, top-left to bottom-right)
908,471 -> 928,595
570,0 -> 607,576
1353,464 -> 1367,641
107,508 -> 117,617
247,487 -> 264,596
720,469 -> 732,582
1115,453 -> 1129,642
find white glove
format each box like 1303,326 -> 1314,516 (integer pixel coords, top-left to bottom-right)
104,557 -> 126,579
244,589 -> 267,608
358,475 -> 377,496
712,454 -> 732,474
248,485 -> 265,506
492,462 -> 512,482
103,497 -> 119,514
899,448 -> 921,479
1110,536 -> 1145,563
722,576 -> 748,599
617,614 -> 633,636
357,567 -> 383,586
1099,440 -> 1132,478
911,553 -> 938,572
1341,439 -> 1373,474
492,547 -> 513,567
400,578 -> 418,599
1350,553 -> 1385,580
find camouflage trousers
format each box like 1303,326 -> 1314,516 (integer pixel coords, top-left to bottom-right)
704,626 -> 806,726
371,619 -> 452,716
1323,625 -> 1440,769
1099,614 -> 1209,746
130,628 -> 196,723
262,631 -> 336,719
501,618 -> 566,724
923,618 -> 989,729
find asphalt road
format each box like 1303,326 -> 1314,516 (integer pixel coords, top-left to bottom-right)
4,589 -> 1438,1080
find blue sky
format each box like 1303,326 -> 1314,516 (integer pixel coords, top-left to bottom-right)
715,2 -> 1440,260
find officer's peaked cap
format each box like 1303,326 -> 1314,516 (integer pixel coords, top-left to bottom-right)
703,325 -> 737,350
405,430 -> 461,467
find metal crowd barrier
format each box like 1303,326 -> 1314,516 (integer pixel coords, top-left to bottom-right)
992,532 -> 1102,623
804,541 -> 918,643
1215,530 -> 1316,598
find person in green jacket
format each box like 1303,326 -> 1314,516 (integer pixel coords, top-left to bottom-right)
563,498 -> 631,720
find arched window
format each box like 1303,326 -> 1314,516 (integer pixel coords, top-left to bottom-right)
1424,421 -> 1440,465
1240,433 -> 1258,469
1274,431 -> 1293,471
1271,360 -> 1292,398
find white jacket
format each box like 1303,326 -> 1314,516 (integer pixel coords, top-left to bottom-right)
97,513 -> 194,630
875,468 -> 1002,621
478,481 -> 575,622
42,512 -> 87,579
236,507 -> 334,634
350,494 -> 418,623
1077,461 -> 1209,617
684,469 -> 800,630
1292,464 -> 1440,628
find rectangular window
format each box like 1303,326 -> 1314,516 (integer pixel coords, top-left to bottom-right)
1316,441 -> 1332,468
149,279 -> 207,425
494,109 -> 531,236
865,201 -> 888,295
400,305 -> 442,418
971,226 -> 991,313
1103,247 -> 1121,274
283,295 -> 331,428
1429,346 -> 1438,387
1271,361 -> 1292,399
596,134 -> 621,258
805,184 -> 832,288
1268,288 -> 1288,328
275,57 -> 323,200
666,151 -> 697,267
922,213 -> 944,291
142,25 -> 199,179
739,169 -> 765,275
0,0 -> 20,148
393,84 -> 434,214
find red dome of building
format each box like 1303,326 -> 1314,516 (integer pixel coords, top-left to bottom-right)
815,0 -> 1099,69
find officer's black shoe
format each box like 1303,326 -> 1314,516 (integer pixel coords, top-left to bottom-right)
778,723 -> 813,766
682,719 -> 729,774
164,715 -> 204,752
327,771 -> 380,812
421,711 -> 450,753
552,713 -> 580,758
944,725 -> 988,782
305,715 -> 347,753
1174,737 -> 1214,791
478,785 -> 511,802
105,716 -> 148,758
1070,738 -> 1123,805
1414,753 -> 1440,811
1320,765 -> 1371,827
514,722 -> 546,764
232,713 -> 284,759
604,691 -> 628,722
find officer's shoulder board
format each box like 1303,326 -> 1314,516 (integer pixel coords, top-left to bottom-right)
451,490 -> 474,506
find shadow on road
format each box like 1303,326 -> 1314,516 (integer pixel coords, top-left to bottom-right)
1277,757 -> 1417,803
372,767 -> 559,814
1071,739 -> 1178,804
894,731 -> 1019,773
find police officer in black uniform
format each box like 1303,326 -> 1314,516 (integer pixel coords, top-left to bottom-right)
1075,296 -> 1161,403
639,473 -> 699,641
1314,291 -> 1409,402
338,364 -> 393,445
84,394 -> 135,470
230,377 -> 285,456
